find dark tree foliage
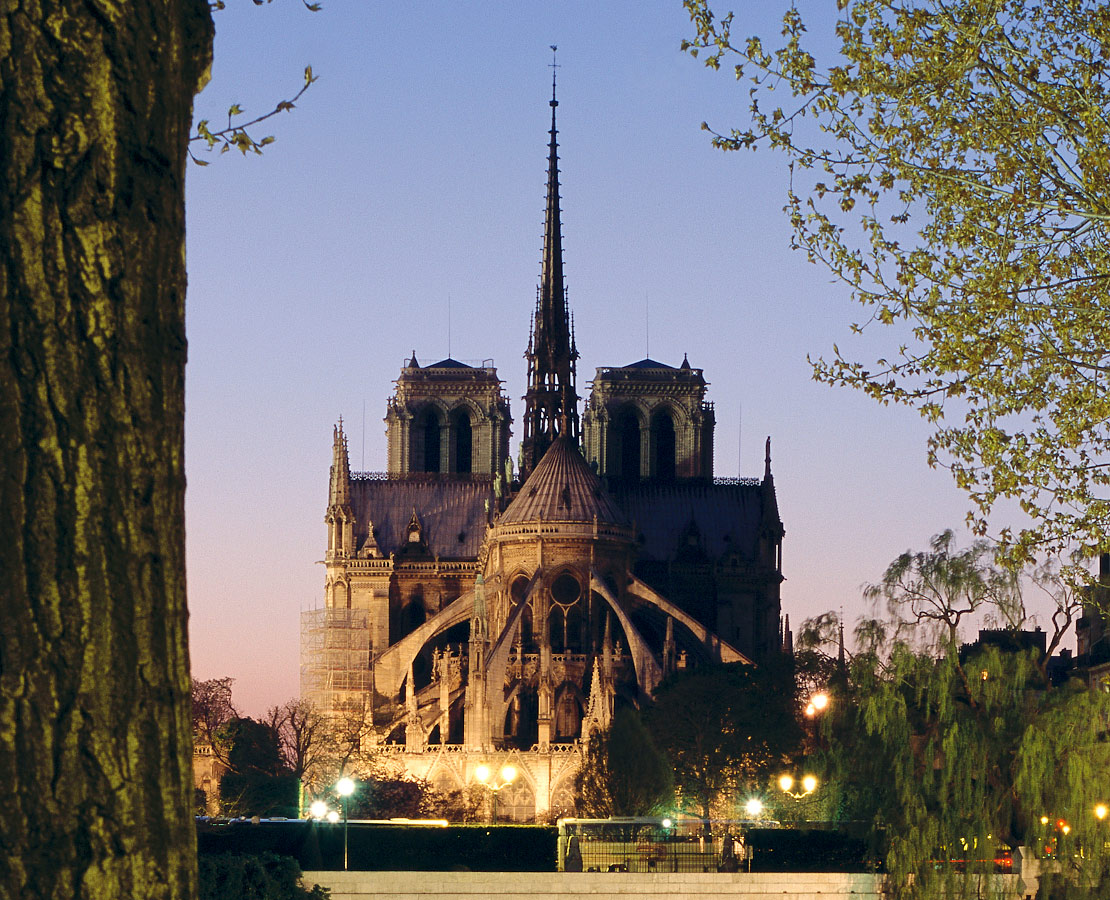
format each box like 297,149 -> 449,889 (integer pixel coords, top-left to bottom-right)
349,779 -> 424,820
575,707 -> 674,817
646,662 -> 802,821
220,718 -> 298,818
347,778 -> 478,822
197,853 -> 327,900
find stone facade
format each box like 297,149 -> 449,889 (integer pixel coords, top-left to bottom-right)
583,358 -> 714,483
193,740 -> 227,816
386,357 -> 511,477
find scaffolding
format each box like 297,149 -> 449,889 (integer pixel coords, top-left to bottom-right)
300,608 -> 372,715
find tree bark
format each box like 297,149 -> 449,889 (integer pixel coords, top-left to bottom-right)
0,3 -> 213,898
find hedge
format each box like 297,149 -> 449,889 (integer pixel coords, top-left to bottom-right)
197,821 -> 558,872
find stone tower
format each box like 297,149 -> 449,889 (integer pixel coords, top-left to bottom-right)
520,66 -> 579,479
582,354 -> 715,483
385,354 -> 511,476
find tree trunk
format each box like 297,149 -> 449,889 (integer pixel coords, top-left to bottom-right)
0,3 -> 213,899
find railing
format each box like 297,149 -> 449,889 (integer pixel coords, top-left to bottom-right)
490,521 -> 635,541
374,741 -> 581,755
557,818 -> 748,873
350,471 -> 494,483
400,357 -> 496,370
712,476 -> 762,487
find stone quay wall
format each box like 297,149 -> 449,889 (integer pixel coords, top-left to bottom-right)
302,870 -> 889,900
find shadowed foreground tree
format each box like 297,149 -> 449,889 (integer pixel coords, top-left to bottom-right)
219,718 -> 298,819
575,707 -> 674,817
683,0 -> 1110,562
646,663 -> 800,822
0,3 -> 213,898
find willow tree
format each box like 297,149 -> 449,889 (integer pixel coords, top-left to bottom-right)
809,533 -> 1110,899
0,3 -> 213,898
683,0 -> 1110,563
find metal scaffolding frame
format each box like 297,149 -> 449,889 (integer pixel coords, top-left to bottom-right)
300,608 -> 371,714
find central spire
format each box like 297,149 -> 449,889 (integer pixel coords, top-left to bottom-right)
541,51 -> 566,336
521,46 -> 579,479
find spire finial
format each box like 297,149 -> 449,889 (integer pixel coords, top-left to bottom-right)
765,435 -> 772,478
549,45 -> 559,107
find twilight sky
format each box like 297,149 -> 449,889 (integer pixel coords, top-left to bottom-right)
184,2 -> 1030,716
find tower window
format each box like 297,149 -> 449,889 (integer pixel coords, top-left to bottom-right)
612,407 -> 640,482
419,409 -> 441,472
452,410 -> 472,473
651,410 -> 676,482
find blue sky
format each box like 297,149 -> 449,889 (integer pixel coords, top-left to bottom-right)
184,2 -> 1008,715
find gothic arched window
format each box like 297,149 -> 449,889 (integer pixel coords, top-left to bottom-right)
420,408 -> 441,472
613,407 -> 640,482
554,690 -> 582,741
651,409 -> 676,482
451,409 -> 472,473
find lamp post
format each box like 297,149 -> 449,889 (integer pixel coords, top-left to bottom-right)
336,776 -> 355,871
475,763 -> 517,824
777,774 -> 818,799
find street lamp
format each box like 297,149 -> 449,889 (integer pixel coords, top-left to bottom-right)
805,693 -> 830,718
744,798 -> 764,817
1095,804 -> 1108,822
336,776 -> 355,871
778,774 -> 818,799
309,800 -> 329,820
475,763 -> 517,823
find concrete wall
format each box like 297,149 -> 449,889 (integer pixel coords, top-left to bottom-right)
302,870 -> 888,900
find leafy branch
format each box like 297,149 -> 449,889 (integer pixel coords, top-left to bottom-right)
189,65 -> 318,165
211,0 -> 321,11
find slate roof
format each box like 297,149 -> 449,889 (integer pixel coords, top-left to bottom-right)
426,358 -> 473,369
499,437 -> 630,526
351,477 -> 493,558
621,358 -> 676,370
608,481 -> 765,561
346,458 -> 769,563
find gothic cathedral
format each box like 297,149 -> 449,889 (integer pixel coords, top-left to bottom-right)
302,76 -> 787,821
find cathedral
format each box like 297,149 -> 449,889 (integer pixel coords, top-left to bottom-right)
301,77 -> 787,821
